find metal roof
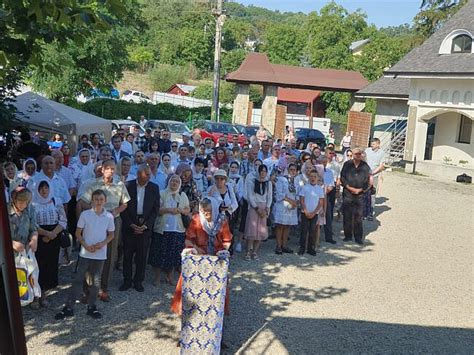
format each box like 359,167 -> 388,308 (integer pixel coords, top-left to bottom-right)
277,88 -> 321,103
225,53 -> 368,92
355,76 -> 410,99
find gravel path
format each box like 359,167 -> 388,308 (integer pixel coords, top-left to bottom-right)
23,171 -> 474,354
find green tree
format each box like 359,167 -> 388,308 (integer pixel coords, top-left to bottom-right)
128,46 -> 155,73
0,0 -> 135,124
260,23 -> 305,65
29,27 -> 131,101
222,49 -> 247,74
414,0 -> 467,40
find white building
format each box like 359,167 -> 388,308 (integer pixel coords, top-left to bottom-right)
356,0 -> 474,180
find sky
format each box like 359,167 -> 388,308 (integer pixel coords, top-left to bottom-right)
236,0 -> 422,28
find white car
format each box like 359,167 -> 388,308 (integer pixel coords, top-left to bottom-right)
121,90 -> 152,104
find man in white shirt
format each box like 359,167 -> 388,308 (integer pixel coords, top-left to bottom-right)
263,145 -> 281,175
364,138 -> 385,220
320,156 -> 337,244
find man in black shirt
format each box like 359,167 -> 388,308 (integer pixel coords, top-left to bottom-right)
158,130 -> 172,154
340,147 -> 371,244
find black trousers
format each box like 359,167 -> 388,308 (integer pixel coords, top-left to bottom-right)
36,224 -> 61,291
300,213 -> 318,252
342,194 -> 364,242
238,199 -> 249,233
122,231 -> 150,284
324,188 -> 336,241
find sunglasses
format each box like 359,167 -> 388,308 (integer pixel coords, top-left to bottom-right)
171,145 -> 177,148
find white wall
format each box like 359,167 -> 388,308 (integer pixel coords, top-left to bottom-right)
373,99 -> 409,147
432,112 -> 474,166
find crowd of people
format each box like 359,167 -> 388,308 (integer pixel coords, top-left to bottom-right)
1,124 -> 385,321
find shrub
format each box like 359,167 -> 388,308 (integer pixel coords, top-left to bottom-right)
75,99 -> 232,123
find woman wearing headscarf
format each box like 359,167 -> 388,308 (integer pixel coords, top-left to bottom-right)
176,163 -> 199,214
244,164 -> 272,261
273,163 -> 298,254
158,153 -> 175,175
116,156 -> 136,183
171,197 -> 232,315
31,180 -> 67,307
149,174 -> 190,286
2,161 -> 21,202
17,158 -> 37,187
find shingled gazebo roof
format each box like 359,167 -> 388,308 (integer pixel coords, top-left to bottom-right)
225,53 -> 368,92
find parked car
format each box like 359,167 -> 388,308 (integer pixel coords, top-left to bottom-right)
111,120 -> 145,135
294,127 -> 326,150
234,124 -> 273,140
193,120 -> 245,145
144,120 -> 191,142
121,90 -> 152,104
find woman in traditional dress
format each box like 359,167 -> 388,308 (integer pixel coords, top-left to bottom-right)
206,169 -> 238,220
208,147 -> 228,176
31,180 -> 67,307
244,164 -> 272,260
149,174 -> 190,286
273,163 -> 298,254
176,163 -> 200,214
171,197 -> 232,315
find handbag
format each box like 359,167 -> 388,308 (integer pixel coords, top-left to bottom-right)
15,250 -> 41,306
59,230 -> 71,248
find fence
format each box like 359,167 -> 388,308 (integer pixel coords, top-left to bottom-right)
152,92 -> 232,109
251,110 -> 331,136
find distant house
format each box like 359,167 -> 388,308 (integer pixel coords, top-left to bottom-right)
350,39 -> 370,56
166,84 -> 197,96
355,0 -> 473,180
277,88 -> 325,118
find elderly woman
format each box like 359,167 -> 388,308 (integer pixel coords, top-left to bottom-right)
70,148 -> 94,189
171,197 -> 232,315
244,164 -> 272,261
149,174 -> 190,286
32,180 -> 67,307
2,161 -> 21,202
207,169 -> 238,220
116,156 -> 136,183
17,158 -> 37,187
176,163 -> 199,214
8,187 -> 39,307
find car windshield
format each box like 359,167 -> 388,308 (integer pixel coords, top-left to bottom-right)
166,123 -> 190,133
245,127 -> 258,136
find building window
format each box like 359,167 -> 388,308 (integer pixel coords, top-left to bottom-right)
458,115 -> 472,144
451,34 -> 472,53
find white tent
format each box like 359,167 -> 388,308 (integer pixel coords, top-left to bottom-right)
12,92 -> 112,152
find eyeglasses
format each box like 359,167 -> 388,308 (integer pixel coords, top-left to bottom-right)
171,145 -> 177,148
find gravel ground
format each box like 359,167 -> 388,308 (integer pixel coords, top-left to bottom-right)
23,171 -> 474,354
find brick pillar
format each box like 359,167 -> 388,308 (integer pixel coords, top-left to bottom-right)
261,85 -> 278,135
274,104 -> 287,139
232,84 -> 250,125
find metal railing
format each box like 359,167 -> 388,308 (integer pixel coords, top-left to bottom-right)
378,116 -> 408,166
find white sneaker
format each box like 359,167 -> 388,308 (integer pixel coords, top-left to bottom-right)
235,242 -> 242,253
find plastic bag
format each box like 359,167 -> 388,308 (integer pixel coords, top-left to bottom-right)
15,250 -> 41,306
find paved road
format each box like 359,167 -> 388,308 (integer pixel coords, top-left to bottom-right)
23,172 -> 474,354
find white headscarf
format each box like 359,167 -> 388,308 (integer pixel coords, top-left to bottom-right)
17,158 -> 37,182
31,179 -> 54,205
72,148 -> 94,184
199,197 -> 221,236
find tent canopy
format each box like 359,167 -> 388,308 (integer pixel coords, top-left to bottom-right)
12,92 -> 112,152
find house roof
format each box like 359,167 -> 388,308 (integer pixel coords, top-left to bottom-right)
386,0 -> 474,76
350,39 -> 370,52
225,53 -> 368,92
277,88 -> 321,104
355,76 -> 410,99
167,84 -> 197,94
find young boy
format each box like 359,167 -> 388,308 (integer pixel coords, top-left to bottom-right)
193,158 -> 208,197
298,169 -> 325,256
55,189 -> 115,320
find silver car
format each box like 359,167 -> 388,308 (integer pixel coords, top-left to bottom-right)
144,120 -> 191,142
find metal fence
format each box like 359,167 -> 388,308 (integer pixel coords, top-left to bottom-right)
152,92 -> 232,109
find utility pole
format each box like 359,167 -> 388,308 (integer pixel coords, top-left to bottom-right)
211,0 -> 225,122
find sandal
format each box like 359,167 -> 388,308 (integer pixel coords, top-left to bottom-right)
252,252 -> 259,261
244,252 -> 252,261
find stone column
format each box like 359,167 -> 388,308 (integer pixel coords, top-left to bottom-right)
403,105 -> 417,163
404,105 -> 428,173
232,84 -> 250,125
261,85 -> 278,135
